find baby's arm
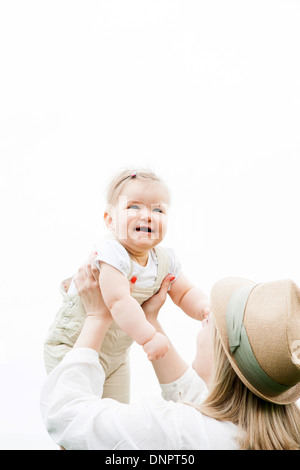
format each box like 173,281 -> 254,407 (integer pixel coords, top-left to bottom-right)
99,262 -> 169,360
169,272 -> 210,321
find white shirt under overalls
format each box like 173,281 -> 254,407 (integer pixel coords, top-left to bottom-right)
68,239 -> 182,298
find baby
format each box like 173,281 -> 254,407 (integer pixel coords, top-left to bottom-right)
44,168 -> 210,403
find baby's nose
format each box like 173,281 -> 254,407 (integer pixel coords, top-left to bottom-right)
140,208 -> 152,220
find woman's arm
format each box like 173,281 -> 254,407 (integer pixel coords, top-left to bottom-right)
148,320 -> 189,384
73,262 -> 113,352
141,275 -> 189,384
41,264 -> 204,450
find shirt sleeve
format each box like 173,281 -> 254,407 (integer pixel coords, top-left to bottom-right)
160,368 -> 208,404
94,239 -> 131,277
164,247 -> 182,279
40,348 -> 211,450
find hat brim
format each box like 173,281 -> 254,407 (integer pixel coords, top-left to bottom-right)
211,277 -> 300,405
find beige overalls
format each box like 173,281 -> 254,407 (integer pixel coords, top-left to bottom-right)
43,246 -> 171,403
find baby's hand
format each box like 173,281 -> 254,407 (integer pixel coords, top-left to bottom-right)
202,305 -> 211,320
195,302 -> 211,321
142,332 -> 169,361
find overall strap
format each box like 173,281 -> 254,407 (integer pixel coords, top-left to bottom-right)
126,254 -> 134,280
152,246 -> 171,292
126,247 -> 171,286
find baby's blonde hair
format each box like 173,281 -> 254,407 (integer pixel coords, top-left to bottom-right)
106,167 -> 170,207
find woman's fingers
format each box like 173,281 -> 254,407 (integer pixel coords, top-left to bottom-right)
75,260 -> 98,294
86,261 -> 99,283
141,273 -> 175,320
76,251 -> 99,282
86,251 -> 99,281
155,274 -> 175,302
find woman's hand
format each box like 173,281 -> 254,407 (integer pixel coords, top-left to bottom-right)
74,252 -> 111,321
74,252 -> 137,320
141,274 -> 175,323
73,253 -> 113,351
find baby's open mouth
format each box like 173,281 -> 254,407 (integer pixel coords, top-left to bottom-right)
135,226 -> 152,233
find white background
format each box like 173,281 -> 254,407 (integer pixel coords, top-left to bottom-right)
1,1 -> 300,449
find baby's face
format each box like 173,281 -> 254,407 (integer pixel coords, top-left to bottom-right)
106,179 -> 169,253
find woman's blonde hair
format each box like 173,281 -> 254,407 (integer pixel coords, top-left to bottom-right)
193,320 -> 300,450
105,167 -> 170,207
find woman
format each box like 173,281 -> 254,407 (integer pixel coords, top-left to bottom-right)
40,259 -> 300,450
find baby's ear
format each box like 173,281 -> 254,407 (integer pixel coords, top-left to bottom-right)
104,211 -> 114,231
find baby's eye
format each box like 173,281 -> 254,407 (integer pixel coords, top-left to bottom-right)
128,204 -> 140,210
153,207 -> 163,213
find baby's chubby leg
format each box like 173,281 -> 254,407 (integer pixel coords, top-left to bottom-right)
142,332 -> 169,361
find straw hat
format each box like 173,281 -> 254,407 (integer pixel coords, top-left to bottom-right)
211,277 -> 300,404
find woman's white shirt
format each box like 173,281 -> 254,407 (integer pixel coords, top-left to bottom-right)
40,348 -> 239,450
